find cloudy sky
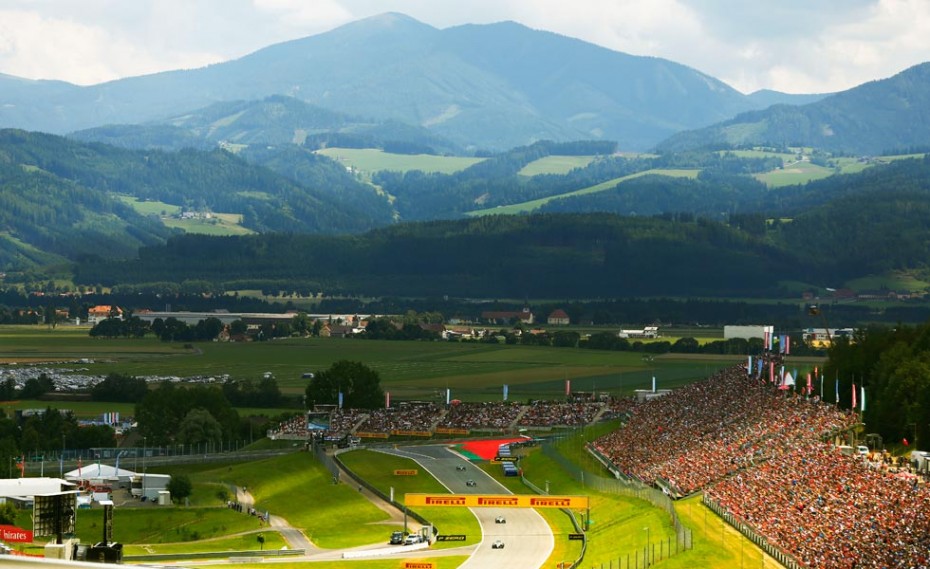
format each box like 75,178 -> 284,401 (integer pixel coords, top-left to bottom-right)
1,0 -> 928,94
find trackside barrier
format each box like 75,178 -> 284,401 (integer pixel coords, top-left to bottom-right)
703,495 -> 802,569
539,443 -> 692,567
343,542 -> 430,559
330,447 -> 435,532
124,548 -> 304,562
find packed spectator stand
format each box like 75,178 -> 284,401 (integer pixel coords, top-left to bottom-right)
436,401 -> 523,430
593,359 -> 929,569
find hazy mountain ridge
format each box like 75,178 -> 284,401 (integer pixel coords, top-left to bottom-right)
0,13 -> 821,150
69,95 -> 463,154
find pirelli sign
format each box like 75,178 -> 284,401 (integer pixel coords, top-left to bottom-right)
403,562 -> 436,569
405,493 -> 589,509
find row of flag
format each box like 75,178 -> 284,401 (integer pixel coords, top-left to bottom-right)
762,331 -> 791,354
748,355 -> 865,411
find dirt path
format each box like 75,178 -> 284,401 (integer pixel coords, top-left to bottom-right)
233,484 -> 318,554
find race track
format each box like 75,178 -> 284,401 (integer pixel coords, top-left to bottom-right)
378,444 -> 554,569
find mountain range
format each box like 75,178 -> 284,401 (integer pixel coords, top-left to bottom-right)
0,12 -> 819,151
659,63 -> 930,155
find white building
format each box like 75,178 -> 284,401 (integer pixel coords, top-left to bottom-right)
0,478 -> 76,506
723,325 -> 774,341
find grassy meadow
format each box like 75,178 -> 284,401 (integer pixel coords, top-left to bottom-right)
518,155 -> 596,176
338,450 -> 481,549
467,168 -> 701,216
0,325 -> 739,405
117,195 -> 251,236
754,160 -> 835,187
315,148 -> 484,175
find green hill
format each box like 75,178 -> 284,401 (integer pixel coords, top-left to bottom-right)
0,130 -> 387,270
657,62 -> 930,155
70,95 -> 462,155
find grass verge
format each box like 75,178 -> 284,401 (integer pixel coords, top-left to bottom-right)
338,449 -> 481,549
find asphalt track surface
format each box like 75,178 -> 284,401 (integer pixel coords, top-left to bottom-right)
377,444 -> 554,569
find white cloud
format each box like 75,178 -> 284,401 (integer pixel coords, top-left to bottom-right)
252,0 -> 354,29
0,0 -> 928,93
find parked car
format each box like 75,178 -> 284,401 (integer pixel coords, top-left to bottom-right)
492,540 -> 505,549
404,534 -> 423,545
390,531 -> 404,545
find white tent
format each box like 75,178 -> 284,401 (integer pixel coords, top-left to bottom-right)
64,462 -> 136,486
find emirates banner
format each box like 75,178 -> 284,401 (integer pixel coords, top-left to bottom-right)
0,524 -> 33,542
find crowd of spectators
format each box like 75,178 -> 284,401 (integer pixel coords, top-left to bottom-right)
592,363 -> 857,494
517,401 -> 603,427
267,408 -> 367,438
327,408 -> 367,435
707,440 -> 930,568
356,403 -> 444,433
437,402 -> 522,430
267,414 -> 306,437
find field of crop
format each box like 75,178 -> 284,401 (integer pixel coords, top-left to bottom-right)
116,195 -> 182,216
315,148 -> 484,174
518,155 -> 595,176
468,168 -> 701,216
0,326 -> 738,403
162,215 -> 254,236
845,271 -> 930,292
117,195 -> 252,236
754,160 -> 835,187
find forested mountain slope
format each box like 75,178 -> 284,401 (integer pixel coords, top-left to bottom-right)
70,95 -> 461,155
0,130 -> 386,269
657,63 -> 930,155
75,213 -> 802,298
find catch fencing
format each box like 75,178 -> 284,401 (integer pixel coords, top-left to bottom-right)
533,442 -> 692,568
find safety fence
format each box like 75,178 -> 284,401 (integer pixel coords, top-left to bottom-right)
327,445 -> 434,532
703,495 -> 801,569
521,476 -> 586,569
535,443 -> 692,568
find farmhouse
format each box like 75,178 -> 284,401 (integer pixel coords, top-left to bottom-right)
802,327 -> 856,348
87,305 -> 122,325
547,309 -> 570,326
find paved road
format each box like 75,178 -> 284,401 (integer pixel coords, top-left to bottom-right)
377,444 -> 554,569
